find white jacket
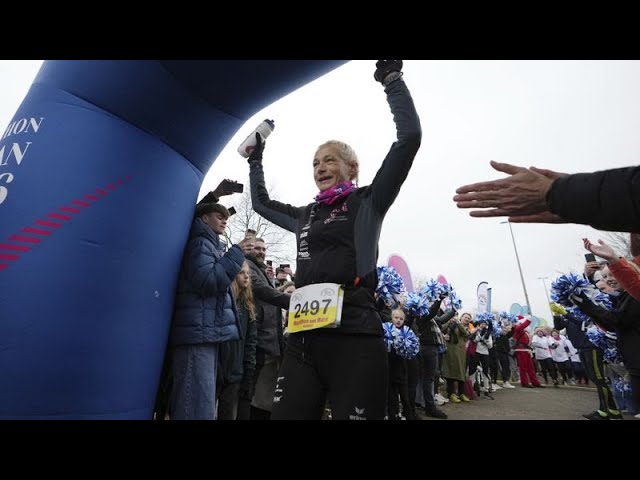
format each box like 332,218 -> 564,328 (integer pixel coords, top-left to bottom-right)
531,335 -> 552,360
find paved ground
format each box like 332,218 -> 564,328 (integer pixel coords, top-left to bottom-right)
416,383 -> 638,421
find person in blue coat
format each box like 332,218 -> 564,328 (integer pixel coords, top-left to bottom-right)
169,202 -> 254,419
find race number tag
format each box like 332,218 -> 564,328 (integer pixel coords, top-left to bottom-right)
288,283 -> 344,333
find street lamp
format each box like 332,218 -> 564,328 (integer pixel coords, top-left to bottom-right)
538,276 -> 553,315
501,221 -> 533,316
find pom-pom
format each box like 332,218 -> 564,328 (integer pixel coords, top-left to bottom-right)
376,266 -> 406,307
404,292 -> 431,317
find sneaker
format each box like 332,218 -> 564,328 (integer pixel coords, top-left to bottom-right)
435,398 -> 446,406
492,384 -> 503,390
567,379 -> 577,386
483,392 -> 495,400
634,413 -> 640,419
434,393 -> 449,404
533,384 -> 546,388
608,411 -> 624,420
424,408 -> 448,419
502,382 -> 516,389
522,384 -> 534,388
583,410 -> 609,420
449,393 -> 461,403
459,393 -> 471,402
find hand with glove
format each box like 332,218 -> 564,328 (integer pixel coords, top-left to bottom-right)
247,132 -> 266,167
374,60 -> 403,86
549,302 -> 567,316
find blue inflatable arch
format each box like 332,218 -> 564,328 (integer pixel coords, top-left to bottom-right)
0,60 -> 347,419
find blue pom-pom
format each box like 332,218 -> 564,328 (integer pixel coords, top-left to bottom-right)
421,279 -> 445,302
394,325 -> 420,359
551,273 -> 592,307
376,266 -> 406,307
405,292 -> 431,317
383,322 -> 396,352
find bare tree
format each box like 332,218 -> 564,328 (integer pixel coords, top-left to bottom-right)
222,183 -> 297,265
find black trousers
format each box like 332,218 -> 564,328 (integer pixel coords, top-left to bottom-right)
271,332 -> 388,420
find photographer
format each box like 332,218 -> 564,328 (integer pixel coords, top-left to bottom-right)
274,265 -> 295,288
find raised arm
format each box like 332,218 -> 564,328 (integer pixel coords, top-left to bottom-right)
247,133 -> 301,233
368,61 -> 422,214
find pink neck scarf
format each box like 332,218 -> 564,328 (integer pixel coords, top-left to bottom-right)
314,181 -> 355,205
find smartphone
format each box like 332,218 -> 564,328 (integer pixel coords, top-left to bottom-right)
584,253 -> 596,263
280,264 -> 290,269
228,206 -> 236,216
245,229 -> 256,241
266,260 -> 273,267
222,179 -> 244,193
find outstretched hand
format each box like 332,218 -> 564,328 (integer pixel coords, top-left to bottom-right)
453,161 -> 567,221
583,237 -> 618,264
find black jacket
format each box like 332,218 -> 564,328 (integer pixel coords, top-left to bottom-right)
249,78 -> 421,336
579,291 -> 640,374
553,313 -> 591,350
547,166 -> 640,233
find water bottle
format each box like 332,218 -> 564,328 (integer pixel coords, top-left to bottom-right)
237,119 -> 275,158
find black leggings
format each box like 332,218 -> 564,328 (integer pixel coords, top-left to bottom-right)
497,352 -> 511,383
580,347 -> 618,413
538,357 -> 558,383
271,332 -> 388,420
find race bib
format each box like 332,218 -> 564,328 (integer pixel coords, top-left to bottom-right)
288,283 -> 344,333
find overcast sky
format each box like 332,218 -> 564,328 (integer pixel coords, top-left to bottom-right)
2,60 -> 638,322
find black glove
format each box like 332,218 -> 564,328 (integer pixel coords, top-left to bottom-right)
247,132 -> 265,166
374,60 -> 403,85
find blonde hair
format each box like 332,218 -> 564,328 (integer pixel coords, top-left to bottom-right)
316,140 -> 359,183
231,262 -> 256,321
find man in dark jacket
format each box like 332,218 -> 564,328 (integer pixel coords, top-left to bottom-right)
454,161 -> 640,232
245,237 -> 291,419
168,202 -> 253,420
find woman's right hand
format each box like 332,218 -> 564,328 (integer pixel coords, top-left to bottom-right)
248,132 -> 266,165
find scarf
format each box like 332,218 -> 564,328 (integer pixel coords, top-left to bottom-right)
314,181 -> 355,205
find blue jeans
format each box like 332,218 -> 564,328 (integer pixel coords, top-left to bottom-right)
170,344 -> 218,420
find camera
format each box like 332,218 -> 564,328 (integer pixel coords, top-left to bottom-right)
266,260 -> 273,267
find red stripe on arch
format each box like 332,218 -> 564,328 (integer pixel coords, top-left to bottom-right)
60,206 -> 80,214
85,194 -> 98,201
0,244 -> 30,252
96,189 -> 108,195
72,200 -> 90,207
0,264 -> 9,271
48,213 -> 71,221
0,253 -> 19,261
9,235 -> 41,244
35,220 -> 61,228
22,227 -> 52,235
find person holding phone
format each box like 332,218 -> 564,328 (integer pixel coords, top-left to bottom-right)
585,237 -> 640,302
167,202 -> 254,419
246,60 -> 421,420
